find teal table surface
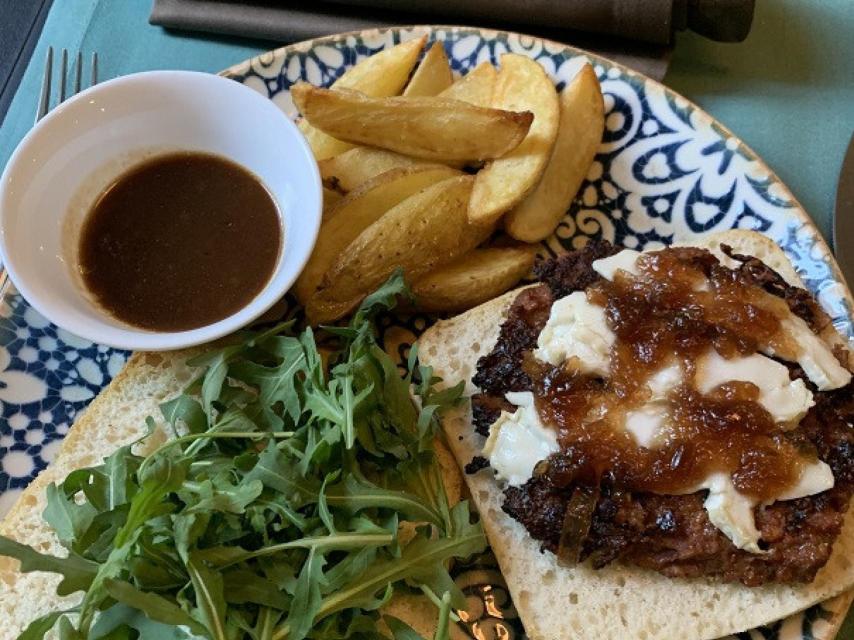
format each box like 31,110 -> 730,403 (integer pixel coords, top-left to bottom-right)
0,0 -> 852,636
666,0 -> 854,246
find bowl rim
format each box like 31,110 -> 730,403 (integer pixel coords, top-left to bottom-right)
0,69 -> 322,351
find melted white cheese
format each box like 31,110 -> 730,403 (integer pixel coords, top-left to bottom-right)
485,387 -> 834,552
697,473 -> 763,553
593,248 -> 709,291
592,249 -> 642,280
766,315 -> 851,391
685,458 -> 835,553
776,459 -> 835,501
533,291 -> 614,376
647,361 -> 681,399
624,362 -> 681,448
483,391 -> 559,487
624,405 -> 667,448
696,349 -> 814,424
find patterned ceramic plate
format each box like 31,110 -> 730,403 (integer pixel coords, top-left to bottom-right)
1,25 -> 851,640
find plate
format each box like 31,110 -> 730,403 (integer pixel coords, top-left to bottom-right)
1,25 -> 851,640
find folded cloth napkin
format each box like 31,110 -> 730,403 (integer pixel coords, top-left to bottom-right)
149,0 -> 754,81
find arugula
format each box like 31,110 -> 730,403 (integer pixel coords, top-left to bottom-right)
0,272 -> 482,640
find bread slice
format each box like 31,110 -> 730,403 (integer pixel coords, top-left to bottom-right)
0,350 -> 198,638
417,230 -> 854,640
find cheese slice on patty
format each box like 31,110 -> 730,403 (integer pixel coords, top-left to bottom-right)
695,349 -> 814,424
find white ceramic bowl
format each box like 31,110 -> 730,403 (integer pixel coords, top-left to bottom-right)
0,70 -> 322,351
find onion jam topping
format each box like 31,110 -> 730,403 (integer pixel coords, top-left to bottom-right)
528,247 -> 839,502
473,241 -> 854,584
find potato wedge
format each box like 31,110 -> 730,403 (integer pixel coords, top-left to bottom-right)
335,36 -> 426,95
307,175 -> 494,322
298,119 -> 347,162
468,54 -> 560,224
291,83 -> 532,163
439,61 -> 497,107
294,165 -> 461,303
319,147 -> 443,192
322,187 -> 344,210
411,247 -> 535,312
403,42 -> 453,97
505,64 -> 604,242
299,36 -> 426,161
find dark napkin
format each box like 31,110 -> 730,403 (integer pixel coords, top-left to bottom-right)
150,0 -> 753,81
0,0 -> 53,127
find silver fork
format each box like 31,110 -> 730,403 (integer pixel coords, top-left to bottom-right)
36,47 -> 99,122
0,48 -> 99,299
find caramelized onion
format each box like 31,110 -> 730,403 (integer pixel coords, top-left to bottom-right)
557,483 -> 600,564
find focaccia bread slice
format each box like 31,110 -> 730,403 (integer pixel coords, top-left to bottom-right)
417,230 -> 854,640
0,351 -> 198,638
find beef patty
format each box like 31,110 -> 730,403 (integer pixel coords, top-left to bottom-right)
471,240 -> 854,586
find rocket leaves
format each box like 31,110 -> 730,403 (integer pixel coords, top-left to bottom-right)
0,272 -> 481,640
0,536 -> 98,596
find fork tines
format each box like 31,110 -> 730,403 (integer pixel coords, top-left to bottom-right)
37,47 -> 99,123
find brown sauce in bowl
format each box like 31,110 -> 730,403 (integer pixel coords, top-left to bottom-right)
78,152 -> 282,332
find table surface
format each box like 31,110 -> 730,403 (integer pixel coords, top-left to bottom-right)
0,1 -> 852,637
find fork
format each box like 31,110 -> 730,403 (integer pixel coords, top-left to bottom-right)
36,47 -> 99,123
0,48 -> 99,299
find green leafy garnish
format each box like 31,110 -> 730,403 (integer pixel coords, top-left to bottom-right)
0,272 -> 482,639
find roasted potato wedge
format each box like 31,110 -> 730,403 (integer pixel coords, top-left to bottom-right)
411,247 -> 535,312
294,165 -> 461,303
439,61 -> 497,107
291,83 -> 533,163
322,187 -> 344,210
319,147 -> 444,192
468,54 -> 559,224
299,36 -> 426,161
307,175 -> 493,322
403,42 -> 453,97
505,64 -> 604,242
335,36 -> 427,95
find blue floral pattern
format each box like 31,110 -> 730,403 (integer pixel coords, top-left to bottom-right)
0,292 -> 127,515
0,25 -> 849,640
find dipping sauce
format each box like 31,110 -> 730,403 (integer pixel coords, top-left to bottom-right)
78,152 -> 282,332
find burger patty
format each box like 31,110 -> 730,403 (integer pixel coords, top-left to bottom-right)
471,240 -> 619,433
471,240 -> 854,586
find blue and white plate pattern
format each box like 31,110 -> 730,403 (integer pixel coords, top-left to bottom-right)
1,25 -> 851,640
